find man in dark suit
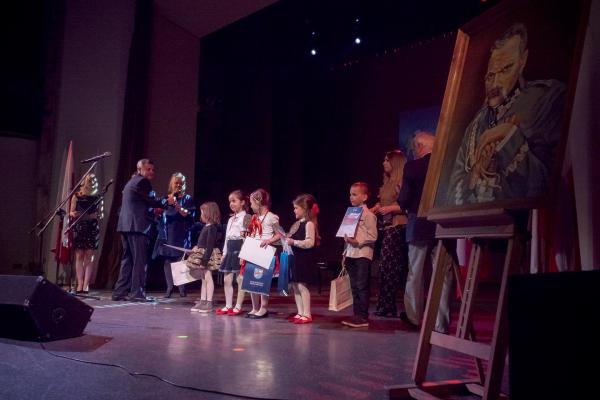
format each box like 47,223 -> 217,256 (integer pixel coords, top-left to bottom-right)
398,132 -> 455,333
112,159 -> 163,301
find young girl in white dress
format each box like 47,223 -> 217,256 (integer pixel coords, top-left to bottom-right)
244,188 -> 280,319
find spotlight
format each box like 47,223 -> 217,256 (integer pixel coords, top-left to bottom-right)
355,18 -> 360,23
310,49 -> 317,56
311,31 -> 316,36
354,37 -> 361,44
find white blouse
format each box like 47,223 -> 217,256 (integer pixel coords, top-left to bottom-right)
222,210 -> 248,257
225,210 -> 248,240
250,211 -> 279,240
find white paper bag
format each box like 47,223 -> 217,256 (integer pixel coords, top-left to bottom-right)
238,237 -> 276,269
170,260 -> 203,286
328,268 -> 353,311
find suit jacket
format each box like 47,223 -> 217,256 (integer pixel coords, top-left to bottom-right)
117,174 -> 162,235
397,153 -> 436,243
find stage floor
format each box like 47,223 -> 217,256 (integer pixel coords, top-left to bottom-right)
0,288 -> 496,400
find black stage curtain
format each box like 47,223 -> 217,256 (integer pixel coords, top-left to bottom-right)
196,4 -> 456,266
95,0 -> 153,289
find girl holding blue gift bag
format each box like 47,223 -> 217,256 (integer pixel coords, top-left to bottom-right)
285,194 -> 320,325
245,188 -> 281,319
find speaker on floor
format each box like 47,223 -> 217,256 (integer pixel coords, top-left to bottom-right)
0,275 -> 94,341
508,270 -> 600,400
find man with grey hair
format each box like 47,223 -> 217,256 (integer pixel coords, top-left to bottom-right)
112,159 -> 163,301
448,22 -> 566,205
398,131 -> 455,333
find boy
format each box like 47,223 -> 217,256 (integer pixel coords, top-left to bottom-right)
342,182 -> 378,328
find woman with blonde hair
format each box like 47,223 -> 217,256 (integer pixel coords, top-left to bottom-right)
371,150 -> 409,317
69,173 -> 102,293
154,172 -> 195,297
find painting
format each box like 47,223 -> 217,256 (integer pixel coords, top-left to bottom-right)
420,0 -> 590,220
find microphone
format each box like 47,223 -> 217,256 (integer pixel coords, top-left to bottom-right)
102,179 -> 114,194
81,151 -> 112,163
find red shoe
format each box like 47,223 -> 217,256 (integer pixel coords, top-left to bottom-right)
294,316 -> 313,324
216,307 -> 231,315
228,307 -> 243,316
287,314 -> 302,322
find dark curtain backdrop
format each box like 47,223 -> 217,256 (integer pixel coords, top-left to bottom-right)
196,4 -> 456,265
95,0 -> 153,288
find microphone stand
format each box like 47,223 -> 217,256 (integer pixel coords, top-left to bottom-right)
29,161 -> 97,285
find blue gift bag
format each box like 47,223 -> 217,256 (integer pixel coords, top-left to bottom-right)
278,252 -> 293,296
241,259 -> 275,296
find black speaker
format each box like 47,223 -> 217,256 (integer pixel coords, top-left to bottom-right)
508,270 -> 600,400
0,275 -> 94,341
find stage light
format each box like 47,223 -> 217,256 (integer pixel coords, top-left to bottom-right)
355,18 -> 360,23
310,49 -> 317,55
177,335 -> 188,339
354,37 -> 361,44
311,31 -> 316,36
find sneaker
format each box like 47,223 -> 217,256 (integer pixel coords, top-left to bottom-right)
198,300 -> 213,313
190,300 -> 206,312
341,317 -> 369,328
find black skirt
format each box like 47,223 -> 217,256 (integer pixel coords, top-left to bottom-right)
219,239 -> 243,273
73,219 -> 100,250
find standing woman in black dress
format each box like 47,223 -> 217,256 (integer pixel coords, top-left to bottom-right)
69,173 -> 102,293
154,172 -> 196,297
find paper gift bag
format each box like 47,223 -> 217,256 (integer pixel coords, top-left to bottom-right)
328,267 -> 353,311
241,261 -> 275,295
170,260 -> 203,286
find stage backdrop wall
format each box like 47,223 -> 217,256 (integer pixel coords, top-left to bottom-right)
41,0 -> 136,282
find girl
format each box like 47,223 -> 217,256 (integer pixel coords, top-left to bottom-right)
216,190 -> 251,316
69,173 -> 102,293
245,188 -> 280,319
190,202 -> 223,313
371,150 -> 408,318
285,194 -> 320,324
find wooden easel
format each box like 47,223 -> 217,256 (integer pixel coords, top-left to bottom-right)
388,209 -> 527,400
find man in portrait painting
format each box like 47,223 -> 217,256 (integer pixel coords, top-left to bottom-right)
448,23 -> 566,205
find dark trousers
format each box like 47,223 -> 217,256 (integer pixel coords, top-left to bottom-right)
113,232 -> 149,299
346,257 -> 371,319
163,257 -> 186,295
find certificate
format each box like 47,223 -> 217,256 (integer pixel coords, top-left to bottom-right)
335,206 -> 363,238
238,237 -> 276,269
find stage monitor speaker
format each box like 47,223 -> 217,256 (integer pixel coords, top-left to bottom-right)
508,270 -> 600,400
0,275 -> 94,341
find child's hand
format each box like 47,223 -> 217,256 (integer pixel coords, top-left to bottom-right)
285,238 -> 294,245
344,235 -> 358,246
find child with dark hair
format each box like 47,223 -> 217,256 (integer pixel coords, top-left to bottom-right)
285,194 -> 320,324
216,190 -> 251,316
